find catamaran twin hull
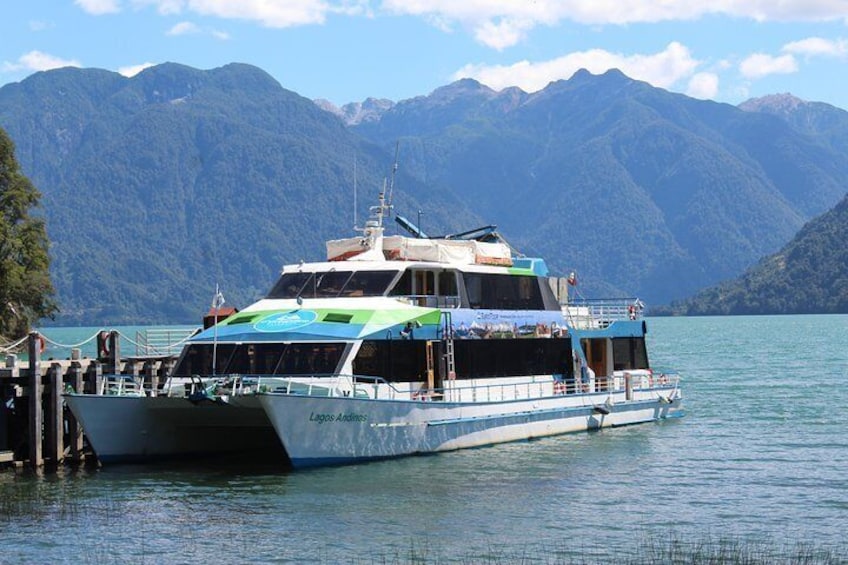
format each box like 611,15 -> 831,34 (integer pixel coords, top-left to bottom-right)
64,394 -> 286,464
258,387 -> 682,468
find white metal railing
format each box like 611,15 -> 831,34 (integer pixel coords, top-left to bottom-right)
84,368 -> 680,403
99,374 -> 144,396
564,298 -> 644,329
134,327 -> 199,357
227,370 -> 681,403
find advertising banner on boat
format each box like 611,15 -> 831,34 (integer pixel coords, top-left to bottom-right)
450,309 -> 566,339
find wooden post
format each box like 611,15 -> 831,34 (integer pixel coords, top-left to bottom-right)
143,360 -> 158,397
86,360 -> 103,395
109,330 -> 120,376
68,363 -> 84,461
28,331 -> 43,467
45,362 -> 63,466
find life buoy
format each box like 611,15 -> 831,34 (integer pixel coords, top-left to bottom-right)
628,305 -> 637,320
98,331 -> 111,358
38,335 -> 46,354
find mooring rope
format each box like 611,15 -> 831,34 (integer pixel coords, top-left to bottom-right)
40,331 -> 104,349
0,335 -> 29,354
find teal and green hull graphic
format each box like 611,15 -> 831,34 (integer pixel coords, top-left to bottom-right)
192,307 -> 442,343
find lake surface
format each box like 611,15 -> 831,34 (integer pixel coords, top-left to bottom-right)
2,315 -> 847,563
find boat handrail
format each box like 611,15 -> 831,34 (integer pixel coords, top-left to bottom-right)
564,297 -> 644,328
87,369 -> 680,402
98,373 -> 144,396
249,370 -> 680,402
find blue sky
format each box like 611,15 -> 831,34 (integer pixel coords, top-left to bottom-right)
3,1 -> 848,110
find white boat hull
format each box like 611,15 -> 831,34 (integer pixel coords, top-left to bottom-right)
258,387 -> 682,468
64,394 -> 285,464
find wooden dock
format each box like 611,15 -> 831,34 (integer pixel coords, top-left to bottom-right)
0,331 -> 177,469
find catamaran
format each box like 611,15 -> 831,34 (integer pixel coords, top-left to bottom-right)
65,183 -> 683,468
249,190 -> 682,468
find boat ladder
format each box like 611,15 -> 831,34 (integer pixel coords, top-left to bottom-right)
441,311 -> 456,379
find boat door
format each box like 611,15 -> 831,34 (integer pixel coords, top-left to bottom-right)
581,338 -> 609,391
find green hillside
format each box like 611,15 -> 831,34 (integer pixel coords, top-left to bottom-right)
665,193 -> 848,315
2,63 -> 848,324
0,63 -> 476,325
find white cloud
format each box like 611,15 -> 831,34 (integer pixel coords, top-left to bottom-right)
133,0 -> 333,27
118,62 -> 156,76
782,36 -> 848,57
472,18 -> 534,51
453,42 -> 699,93
686,72 -> 719,99
382,1 -> 848,49
75,0 -> 121,15
739,53 -> 798,79
166,20 -> 230,39
135,0 -> 183,15
167,21 -> 200,35
2,51 -> 82,73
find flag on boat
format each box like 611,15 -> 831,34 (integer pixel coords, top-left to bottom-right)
212,285 -> 225,309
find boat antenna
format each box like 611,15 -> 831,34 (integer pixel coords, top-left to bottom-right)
353,154 -> 358,230
386,141 -> 399,208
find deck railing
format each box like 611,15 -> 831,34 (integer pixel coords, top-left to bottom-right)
564,298 -> 644,329
90,368 -> 680,403
133,327 -> 199,357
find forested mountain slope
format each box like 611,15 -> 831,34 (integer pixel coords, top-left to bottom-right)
0,63 -> 475,324
2,63 -> 847,323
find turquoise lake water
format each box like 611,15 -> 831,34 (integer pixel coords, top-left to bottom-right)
2,315 -> 847,563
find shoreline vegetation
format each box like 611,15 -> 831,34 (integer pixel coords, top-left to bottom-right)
370,536 -> 847,564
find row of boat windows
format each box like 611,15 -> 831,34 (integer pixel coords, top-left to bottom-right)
174,336 -> 648,381
173,343 -> 346,377
266,269 -> 550,310
351,338 -> 574,382
172,338 -> 574,381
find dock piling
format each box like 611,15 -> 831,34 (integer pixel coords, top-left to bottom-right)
27,332 -> 43,467
46,362 -> 64,466
1,328 -> 185,470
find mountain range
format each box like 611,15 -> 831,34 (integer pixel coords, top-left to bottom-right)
0,63 -> 846,324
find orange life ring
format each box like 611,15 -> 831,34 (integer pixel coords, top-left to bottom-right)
38,335 -> 46,354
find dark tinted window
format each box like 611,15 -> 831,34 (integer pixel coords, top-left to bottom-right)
267,272 -> 312,299
315,271 -> 352,298
463,273 -> 545,310
352,340 -> 428,382
339,271 -> 398,297
173,342 -> 346,376
388,270 -> 413,296
612,338 -> 649,371
268,270 -> 397,299
454,337 -> 571,378
350,338 -> 572,382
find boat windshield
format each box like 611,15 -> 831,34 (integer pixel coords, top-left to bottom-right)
173,342 -> 347,377
266,270 -> 398,299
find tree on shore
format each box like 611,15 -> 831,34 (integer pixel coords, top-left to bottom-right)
0,127 -> 57,339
